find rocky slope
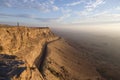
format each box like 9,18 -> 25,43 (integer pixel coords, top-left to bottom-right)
0,25 -> 106,80
40,38 -> 106,80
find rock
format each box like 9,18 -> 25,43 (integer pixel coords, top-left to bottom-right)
0,25 -> 58,80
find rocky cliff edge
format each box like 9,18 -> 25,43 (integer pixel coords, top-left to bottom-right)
0,25 -> 59,80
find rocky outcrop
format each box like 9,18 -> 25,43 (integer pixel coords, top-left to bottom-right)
0,25 -> 58,80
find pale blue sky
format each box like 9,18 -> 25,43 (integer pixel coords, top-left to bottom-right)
0,0 -> 120,27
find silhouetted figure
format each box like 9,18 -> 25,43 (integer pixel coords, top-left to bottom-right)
17,22 -> 19,26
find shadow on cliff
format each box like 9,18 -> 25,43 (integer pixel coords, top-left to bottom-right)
38,43 -> 48,74
0,54 -> 26,80
38,37 -> 61,76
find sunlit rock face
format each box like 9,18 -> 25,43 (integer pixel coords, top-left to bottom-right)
0,25 -> 58,80
0,26 -> 57,55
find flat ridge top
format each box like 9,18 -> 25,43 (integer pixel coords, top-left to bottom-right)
0,24 -> 49,29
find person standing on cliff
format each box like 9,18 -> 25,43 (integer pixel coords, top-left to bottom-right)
17,22 -> 19,26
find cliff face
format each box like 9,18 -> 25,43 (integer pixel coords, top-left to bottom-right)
0,25 -> 106,80
0,26 -> 57,54
0,25 -> 58,80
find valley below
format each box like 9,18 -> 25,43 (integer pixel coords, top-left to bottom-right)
53,28 -> 120,80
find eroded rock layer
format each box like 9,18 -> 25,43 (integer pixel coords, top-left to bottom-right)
0,25 -> 58,80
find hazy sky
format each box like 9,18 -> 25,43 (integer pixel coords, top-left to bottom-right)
0,0 -> 120,27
